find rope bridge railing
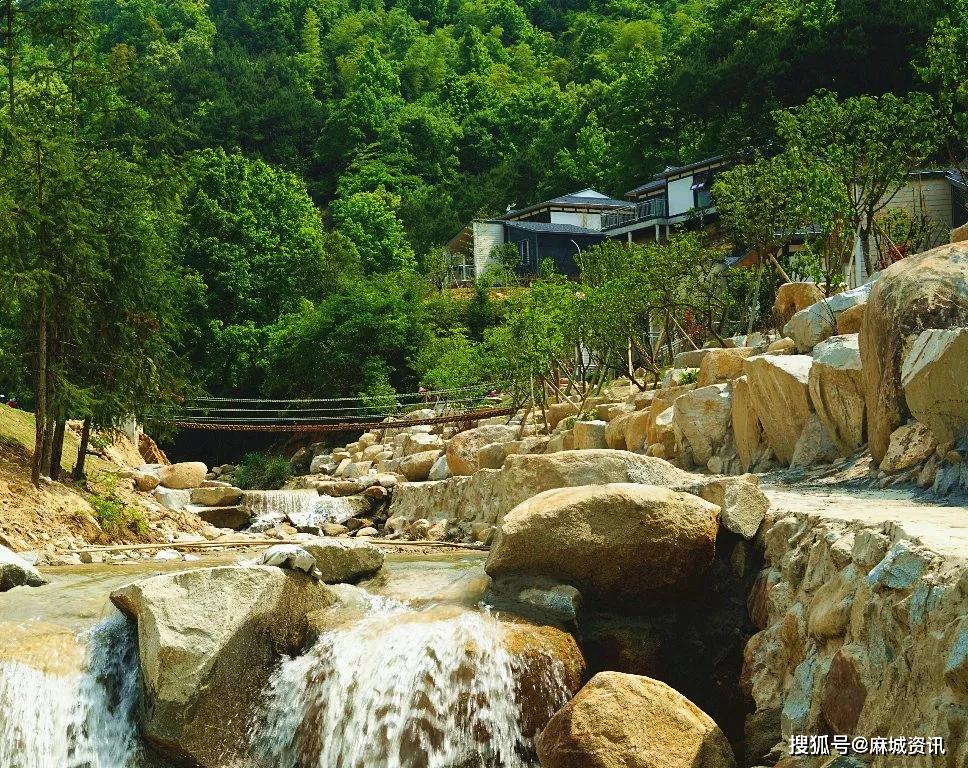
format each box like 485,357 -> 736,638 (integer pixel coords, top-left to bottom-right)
169,384 -> 512,432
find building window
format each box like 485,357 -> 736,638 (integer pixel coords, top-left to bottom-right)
518,239 -> 531,267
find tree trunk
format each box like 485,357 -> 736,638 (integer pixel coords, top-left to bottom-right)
31,291 -> 47,486
73,417 -> 91,481
49,417 -> 66,481
3,0 -> 14,125
40,408 -> 55,477
860,223 -> 873,281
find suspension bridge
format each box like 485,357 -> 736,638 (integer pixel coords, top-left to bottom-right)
171,384 -> 515,432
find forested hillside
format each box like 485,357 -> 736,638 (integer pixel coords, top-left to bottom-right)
1,0 -> 965,480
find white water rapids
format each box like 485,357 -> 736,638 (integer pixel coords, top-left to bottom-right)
254,593 -> 568,768
0,614 -> 142,768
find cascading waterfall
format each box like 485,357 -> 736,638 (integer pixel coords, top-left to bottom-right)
245,489 -> 352,530
0,613 -> 142,768
253,594 -> 569,768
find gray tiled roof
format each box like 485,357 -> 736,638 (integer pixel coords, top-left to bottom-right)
503,221 -> 600,235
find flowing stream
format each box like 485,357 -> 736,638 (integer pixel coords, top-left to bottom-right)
0,554 -> 566,768
244,489 -> 353,529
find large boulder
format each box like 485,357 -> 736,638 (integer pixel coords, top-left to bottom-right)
398,449 -> 442,482
0,545 -> 47,591
774,283 -> 824,326
860,242 -> 968,462
731,375 -> 765,473
672,383 -> 732,465
158,461 -> 208,490
604,412 -> 634,450
785,280 -> 877,352
743,355 -> 814,465
623,410 -> 651,453
696,348 -> 757,388
301,538 -> 385,583
536,672 -> 736,768
110,566 -> 338,767
485,484 -> 718,607
879,421 -> 938,473
548,400 -> 580,429
901,327 -> 968,447
646,385 -> 693,446
697,475 -> 768,540
447,424 -> 518,476
808,334 -> 866,455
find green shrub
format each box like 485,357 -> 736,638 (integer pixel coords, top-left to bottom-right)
679,368 -> 700,385
234,452 -> 293,490
89,493 -> 148,538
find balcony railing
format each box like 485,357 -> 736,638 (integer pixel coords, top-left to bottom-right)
602,197 -> 667,230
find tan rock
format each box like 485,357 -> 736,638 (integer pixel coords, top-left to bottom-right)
697,348 -> 757,387
861,242 -> 968,462
901,327 -> 968,447
536,672 -> 736,768
731,375 -> 763,473
836,302 -> 865,334
132,471 -> 161,492
446,424 -> 518,476
698,474 -> 768,539
790,413 -> 839,468
766,337 -> 796,354
646,384 -> 693,446
398,450 -> 442,482
785,280 -> 876,352
808,334 -> 866,455
478,440 -> 520,470
185,504 -> 250,530
623,410 -> 651,452
158,461 -> 208,490
485,484 -> 718,606
604,412 -> 634,450
879,421 -> 938,472
672,383 -> 732,465
952,223 -> 968,243
744,355 -> 814,465
572,420 -> 608,450
774,283 -> 825,325
651,407 -> 678,459
548,400 -> 580,429
190,486 -> 243,507
402,432 -> 444,457
673,348 -> 710,368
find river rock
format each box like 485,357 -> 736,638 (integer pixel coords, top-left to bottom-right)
572,420 -> 608,450
808,334 -> 866,455
260,544 -> 318,574
536,672 -> 736,768
0,545 -> 47,591
861,242 -> 968,462
190,486 -> 243,507
673,383 -> 732,465
447,424 -> 518,476
158,461 -> 208,490
744,355 -> 814,466
501,620 -> 586,737
901,327 -> 968,446
301,538 -> 384,583
785,280 -> 876,353
485,484 -> 718,607
185,504 -> 250,530
399,450 -> 442,482
110,566 -> 338,767
774,283 -> 825,326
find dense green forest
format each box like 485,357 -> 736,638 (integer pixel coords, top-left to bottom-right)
1,0 -> 965,480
